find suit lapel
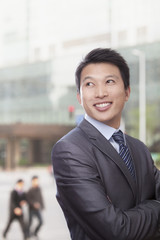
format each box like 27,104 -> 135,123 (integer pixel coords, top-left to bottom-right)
78,119 -> 137,199
125,135 -> 141,203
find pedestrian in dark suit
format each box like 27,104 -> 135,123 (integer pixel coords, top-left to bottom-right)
3,179 -> 28,240
27,175 -> 44,238
51,48 -> 160,240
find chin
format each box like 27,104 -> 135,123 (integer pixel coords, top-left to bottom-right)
97,118 -> 110,124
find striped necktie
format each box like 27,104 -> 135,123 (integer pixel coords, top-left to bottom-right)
112,130 -> 135,178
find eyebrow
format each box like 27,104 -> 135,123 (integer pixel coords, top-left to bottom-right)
82,74 -> 119,82
82,76 -> 94,82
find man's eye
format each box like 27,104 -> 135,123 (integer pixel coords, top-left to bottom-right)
106,79 -> 114,84
86,82 -> 93,86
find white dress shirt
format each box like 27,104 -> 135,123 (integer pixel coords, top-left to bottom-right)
85,114 -> 126,153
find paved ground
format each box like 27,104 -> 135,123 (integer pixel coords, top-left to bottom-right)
0,167 -> 70,240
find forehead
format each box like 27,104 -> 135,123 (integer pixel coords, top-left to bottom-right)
32,178 -> 38,182
80,63 -> 121,79
18,182 -> 24,186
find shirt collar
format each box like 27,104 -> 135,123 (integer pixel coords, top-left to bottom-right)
85,114 -> 117,140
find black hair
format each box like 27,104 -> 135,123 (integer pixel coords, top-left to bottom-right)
75,48 -> 130,92
16,179 -> 24,184
32,175 -> 38,180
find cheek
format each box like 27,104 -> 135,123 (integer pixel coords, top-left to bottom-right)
81,94 -> 92,110
113,91 -> 127,106
115,89 -> 127,98
77,93 -> 82,104
80,90 -> 90,103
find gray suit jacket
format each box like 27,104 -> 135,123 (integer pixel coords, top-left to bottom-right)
52,119 -> 160,240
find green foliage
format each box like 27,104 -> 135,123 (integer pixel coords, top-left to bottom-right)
0,158 -> 4,167
19,158 -> 29,166
125,103 -> 159,146
151,153 -> 160,168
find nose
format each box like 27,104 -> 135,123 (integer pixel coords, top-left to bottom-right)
95,85 -> 108,98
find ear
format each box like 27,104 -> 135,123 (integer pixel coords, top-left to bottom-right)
77,92 -> 81,104
125,87 -> 130,102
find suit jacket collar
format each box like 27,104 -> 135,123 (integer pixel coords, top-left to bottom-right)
78,119 -> 137,199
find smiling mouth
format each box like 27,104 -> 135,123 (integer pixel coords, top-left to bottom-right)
94,102 -> 112,108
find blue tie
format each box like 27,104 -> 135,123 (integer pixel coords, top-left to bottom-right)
112,130 -> 135,178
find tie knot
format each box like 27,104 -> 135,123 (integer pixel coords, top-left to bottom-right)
112,130 -> 124,145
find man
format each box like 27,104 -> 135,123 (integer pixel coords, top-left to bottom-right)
27,176 -> 44,238
51,48 -> 160,240
3,179 -> 28,240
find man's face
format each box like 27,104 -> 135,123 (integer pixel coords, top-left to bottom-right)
77,63 -> 130,129
32,178 -> 39,188
17,182 -> 24,191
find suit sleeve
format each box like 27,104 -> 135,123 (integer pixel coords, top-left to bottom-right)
39,188 -> 45,209
10,191 -> 19,210
154,166 -> 160,200
52,140 -> 160,240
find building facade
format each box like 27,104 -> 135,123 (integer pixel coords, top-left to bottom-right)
0,0 -> 160,167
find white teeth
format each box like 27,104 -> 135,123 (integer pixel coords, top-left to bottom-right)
95,103 -> 110,108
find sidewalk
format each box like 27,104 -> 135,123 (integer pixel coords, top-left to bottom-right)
0,167 -> 70,240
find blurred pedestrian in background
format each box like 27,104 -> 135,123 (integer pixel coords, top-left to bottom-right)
27,176 -> 44,239
2,179 -> 28,240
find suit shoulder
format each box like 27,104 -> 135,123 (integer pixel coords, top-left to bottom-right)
11,189 -> 17,196
51,125 -> 92,161
55,125 -> 88,146
126,134 -> 143,144
125,134 -> 149,151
